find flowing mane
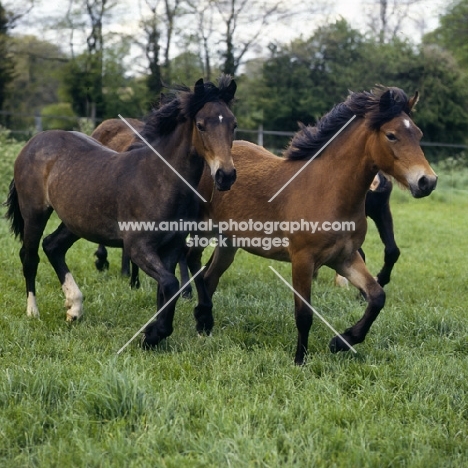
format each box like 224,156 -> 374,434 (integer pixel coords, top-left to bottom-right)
127,75 -> 236,150
285,86 -> 411,161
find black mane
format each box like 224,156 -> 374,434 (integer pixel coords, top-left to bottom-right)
127,75 -> 236,150
285,86 -> 411,161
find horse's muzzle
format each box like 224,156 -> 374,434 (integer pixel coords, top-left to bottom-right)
215,168 -> 237,191
411,174 -> 438,198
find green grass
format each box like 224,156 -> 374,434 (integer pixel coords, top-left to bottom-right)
1,138 -> 468,467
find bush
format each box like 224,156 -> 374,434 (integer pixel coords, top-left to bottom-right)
41,103 -> 79,131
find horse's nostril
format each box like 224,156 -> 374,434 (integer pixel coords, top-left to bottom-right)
215,168 -> 236,190
418,175 -> 429,191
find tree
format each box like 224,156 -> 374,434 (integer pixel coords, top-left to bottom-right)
140,0 -> 183,96
185,0 -> 215,79
5,35 -> 67,115
169,51 -> 204,84
84,0 -> 114,119
0,2 -> 16,113
424,0 -> 468,69
185,0 -> 321,77
364,0 -> 428,43
59,0 -> 115,120
257,19 -> 468,154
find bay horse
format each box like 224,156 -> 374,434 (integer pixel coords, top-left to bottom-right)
91,116 -> 193,296
335,171 -> 399,288
5,76 -> 237,348
187,86 -> 437,364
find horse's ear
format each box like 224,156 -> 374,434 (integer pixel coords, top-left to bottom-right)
379,88 -> 395,111
220,79 -> 237,103
194,78 -> 205,96
408,91 -> 419,111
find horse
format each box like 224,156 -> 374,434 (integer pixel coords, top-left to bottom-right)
186,86 -> 437,365
91,116 -> 193,297
91,128 -> 399,295
335,171 -> 399,288
5,76 -> 237,348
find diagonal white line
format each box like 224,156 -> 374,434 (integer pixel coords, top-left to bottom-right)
269,266 -> 358,353
268,115 -> 356,202
117,266 -> 206,355
118,114 -> 208,202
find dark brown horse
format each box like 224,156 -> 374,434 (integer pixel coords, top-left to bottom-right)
91,117 -> 142,282
91,116 -> 193,296
187,86 -> 437,364
5,76 -> 237,347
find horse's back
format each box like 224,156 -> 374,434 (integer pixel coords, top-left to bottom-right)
16,130 -> 116,165
14,130 -> 122,201
92,118 -> 142,151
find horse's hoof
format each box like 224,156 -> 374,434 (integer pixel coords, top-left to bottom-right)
27,306 -> 40,318
181,289 -> 192,299
197,331 -> 212,338
95,259 -> 109,272
141,334 -> 165,349
193,305 -> 214,335
334,275 -> 349,288
130,278 -> 141,290
329,335 -> 353,353
142,322 -> 169,349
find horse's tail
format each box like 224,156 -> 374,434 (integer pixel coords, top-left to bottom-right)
4,179 -> 24,241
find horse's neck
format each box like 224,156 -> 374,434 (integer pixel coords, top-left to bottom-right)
311,124 -> 378,211
152,122 -> 204,182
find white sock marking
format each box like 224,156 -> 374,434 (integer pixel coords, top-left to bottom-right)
62,272 -> 83,321
27,292 -> 40,318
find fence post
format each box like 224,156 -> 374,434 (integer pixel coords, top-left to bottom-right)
34,112 -> 42,132
258,124 -> 263,147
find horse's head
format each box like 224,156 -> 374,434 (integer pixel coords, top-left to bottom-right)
364,88 -> 437,198
190,77 -> 238,191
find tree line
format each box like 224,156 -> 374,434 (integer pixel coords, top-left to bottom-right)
1,0 -> 467,158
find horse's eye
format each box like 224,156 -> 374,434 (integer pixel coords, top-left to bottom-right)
233,122 -> 238,131
196,122 -> 206,132
386,133 -> 397,142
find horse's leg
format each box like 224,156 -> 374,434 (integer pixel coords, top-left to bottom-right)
121,250 -> 131,277
186,243 -> 213,335
42,223 -> 83,321
21,210 -> 53,317
94,244 -> 109,271
372,204 -> 400,287
129,261 -> 140,289
290,251 -> 315,365
179,244 -> 192,299
203,243 -> 238,297
329,251 -> 386,352
186,238 -> 238,335
130,246 -> 180,346
334,248 -> 365,288
120,245 -> 140,289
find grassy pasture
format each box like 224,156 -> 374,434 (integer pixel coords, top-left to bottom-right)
0,137 -> 467,467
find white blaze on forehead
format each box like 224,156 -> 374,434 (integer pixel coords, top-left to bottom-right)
403,119 -> 411,129
219,114 -> 223,123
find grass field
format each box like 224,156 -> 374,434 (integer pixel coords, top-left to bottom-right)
1,135 -> 467,467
